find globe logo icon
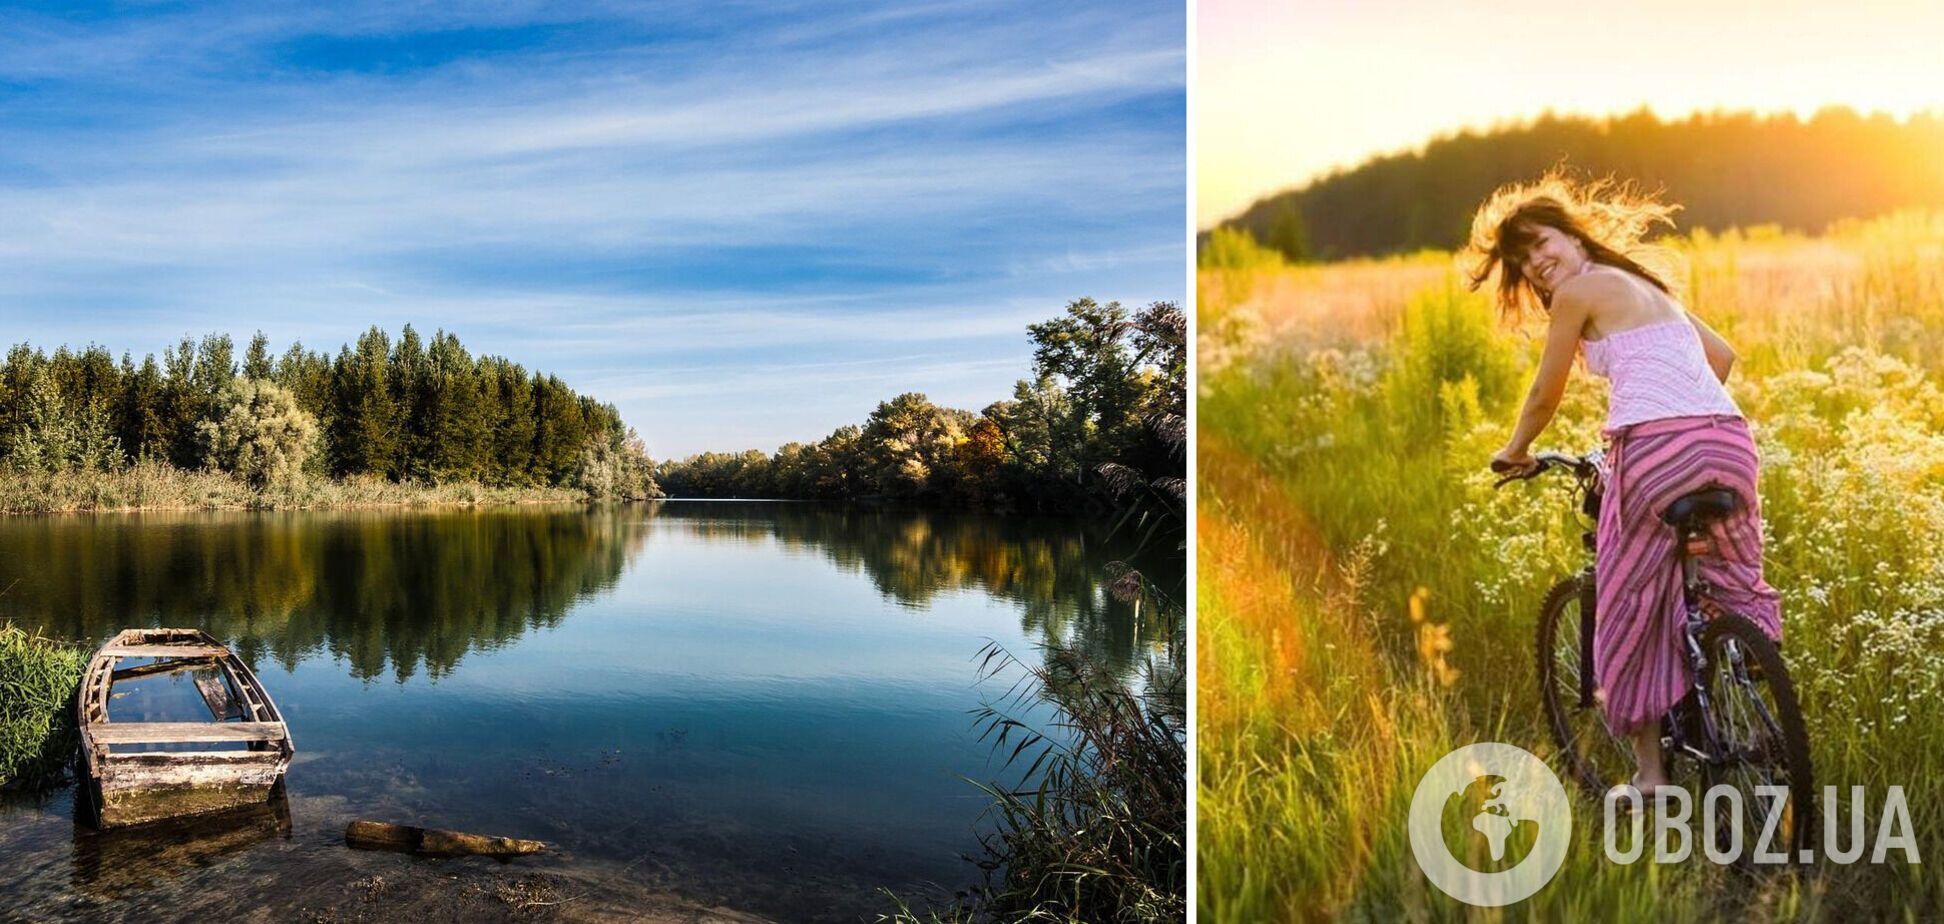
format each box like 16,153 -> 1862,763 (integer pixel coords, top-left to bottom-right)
1448,774 -> 1541,871
1408,743 -> 1572,906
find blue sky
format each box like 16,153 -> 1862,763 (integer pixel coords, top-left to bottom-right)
0,1 -> 1186,458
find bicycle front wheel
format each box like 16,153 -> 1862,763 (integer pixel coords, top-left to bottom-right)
1535,575 -> 1633,799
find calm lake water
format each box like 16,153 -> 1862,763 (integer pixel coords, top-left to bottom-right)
0,501 -> 1179,922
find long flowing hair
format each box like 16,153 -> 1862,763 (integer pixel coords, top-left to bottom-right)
1464,171 -> 1683,325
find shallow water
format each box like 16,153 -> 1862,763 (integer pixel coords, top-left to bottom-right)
0,501 -> 1179,922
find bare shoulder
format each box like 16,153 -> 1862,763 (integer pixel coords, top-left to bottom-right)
1551,266 -> 1636,307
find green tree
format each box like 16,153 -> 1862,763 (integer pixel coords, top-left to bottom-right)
243,331 -> 273,380
159,336 -> 201,468
273,341 -> 333,424
861,392 -> 964,499
0,345 -> 44,460
1265,199 -> 1311,262
1001,374 -> 1084,486
813,424 -> 863,497
485,360 -> 536,485
116,353 -> 168,461
199,379 -> 320,489
5,368 -> 120,472
389,324 -> 429,481
425,330 -> 486,482
1026,298 -> 1145,482
329,327 -> 397,477
529,375 -> 586,486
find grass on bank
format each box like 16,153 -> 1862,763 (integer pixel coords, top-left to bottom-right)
1198,212 -> 1944,920
0,458 -> 592,515
0,623 -> 86,791
881,642 -> 1186,923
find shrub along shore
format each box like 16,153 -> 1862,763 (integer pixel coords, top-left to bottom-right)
0,458 -> 598,516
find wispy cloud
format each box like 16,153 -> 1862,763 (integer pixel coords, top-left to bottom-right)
0,0 -> 1184,457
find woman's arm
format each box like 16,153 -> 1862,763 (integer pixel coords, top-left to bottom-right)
1498,287 -> 1591,462
1686,310 -> 1736,383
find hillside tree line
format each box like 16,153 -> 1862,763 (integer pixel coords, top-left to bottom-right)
655,298 -> 1185,513
1215,107 -> 1944,262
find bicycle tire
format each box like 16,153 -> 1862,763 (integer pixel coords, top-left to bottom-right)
1696,613 -> 1815,859
1534,575 -> 1633,799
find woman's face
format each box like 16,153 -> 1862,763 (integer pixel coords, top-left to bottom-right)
1517,222 -> 1588,295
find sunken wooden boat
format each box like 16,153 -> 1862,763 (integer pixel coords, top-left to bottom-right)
76,628 -> 294,828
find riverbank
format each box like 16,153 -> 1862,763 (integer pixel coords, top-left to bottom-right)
0,460 -> 598,515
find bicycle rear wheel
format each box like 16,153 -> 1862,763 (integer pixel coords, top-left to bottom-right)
1535,576 -> 1633,798
1696,613 -> 1815,861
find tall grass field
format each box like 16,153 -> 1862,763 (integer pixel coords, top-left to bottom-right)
1198,213 -> 1944,920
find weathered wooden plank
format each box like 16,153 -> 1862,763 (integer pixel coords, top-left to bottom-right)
194,673 -> 242,720
102,762 -> 283,789
99,644 -> 231,659
215,658 -> 266,723
97,781 -> 282,827
345,820 -> 547,858
104,750 -> 286,767
89,722 -> 287,744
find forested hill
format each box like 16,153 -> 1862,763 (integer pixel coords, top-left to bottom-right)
1214,107 -> 1944,261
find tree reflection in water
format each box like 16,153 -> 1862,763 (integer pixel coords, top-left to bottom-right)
0,502 -> 1180,685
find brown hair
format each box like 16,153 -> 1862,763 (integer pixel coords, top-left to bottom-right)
1464,171 -> 1682,324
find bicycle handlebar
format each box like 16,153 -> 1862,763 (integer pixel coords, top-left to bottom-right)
1491,451 -> 1598,489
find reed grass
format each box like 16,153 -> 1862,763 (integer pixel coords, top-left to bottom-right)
0,458 -> 590,515
0,622 -> 87,790
881,642 -> 1186,923
1199,211 -> 1944,919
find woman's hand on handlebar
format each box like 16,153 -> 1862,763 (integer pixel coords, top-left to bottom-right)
1490,445 -> 1538,476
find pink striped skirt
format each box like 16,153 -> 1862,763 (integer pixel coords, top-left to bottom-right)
1594,414 -> 1783,736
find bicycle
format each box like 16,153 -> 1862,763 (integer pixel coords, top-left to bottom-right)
1493,450 -> 1815,858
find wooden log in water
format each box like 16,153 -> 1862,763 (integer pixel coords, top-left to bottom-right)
344,820 -> 546,858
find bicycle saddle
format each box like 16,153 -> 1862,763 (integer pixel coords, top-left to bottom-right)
1660,487 -> 1741,530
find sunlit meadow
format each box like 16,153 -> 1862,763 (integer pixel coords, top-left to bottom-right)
1197,213 -> 1944,920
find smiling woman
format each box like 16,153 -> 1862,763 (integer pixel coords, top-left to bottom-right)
1197,2 -> 1944,919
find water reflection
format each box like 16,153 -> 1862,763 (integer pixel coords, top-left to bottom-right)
0,508 -> 641,682
654,503 -> 1182,678
71,791 -> 292,901
0,502 -> 1179,684
0,502 -> 1180,920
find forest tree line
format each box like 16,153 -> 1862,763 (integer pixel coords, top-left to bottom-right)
0,326 -> 655,499
655,298 -> 1185,513
1212,107 -> 1944,262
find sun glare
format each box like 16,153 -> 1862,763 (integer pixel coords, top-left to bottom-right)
1198,0 -> 1944,226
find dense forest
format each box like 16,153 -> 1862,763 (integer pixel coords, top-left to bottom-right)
0,327 -> 655,499
1213,107 -> 1944,261
655,298 -> 1186,514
